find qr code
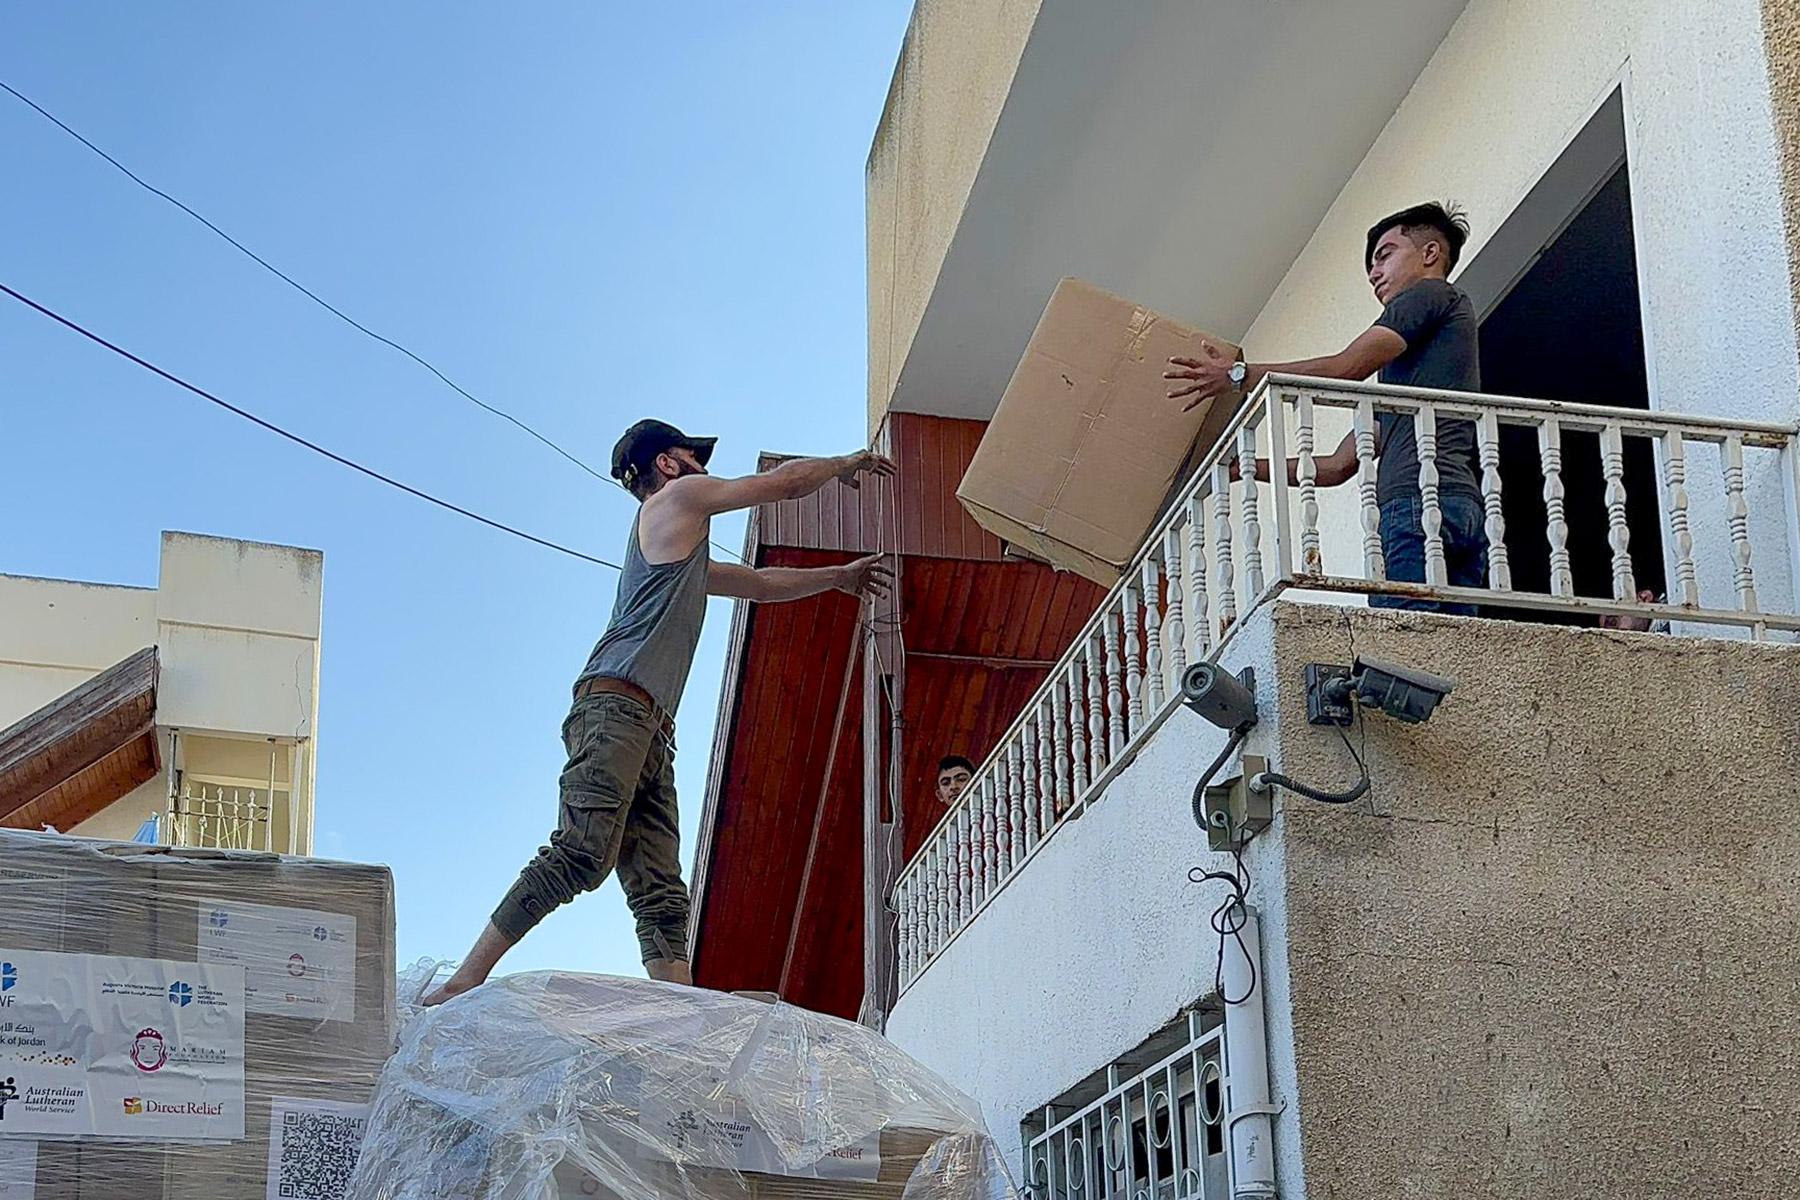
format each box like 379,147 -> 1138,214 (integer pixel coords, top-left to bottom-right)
276,1106 -> 369,1199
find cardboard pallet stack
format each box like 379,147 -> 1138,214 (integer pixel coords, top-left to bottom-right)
0,829 -> 396,1199
348,972 -> 1015,1200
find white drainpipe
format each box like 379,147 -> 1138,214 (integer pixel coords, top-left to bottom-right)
1222,903 -> 1280,1199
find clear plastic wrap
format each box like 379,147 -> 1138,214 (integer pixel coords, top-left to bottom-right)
347,972 -> 1018,1200
0,828 -> 396,1199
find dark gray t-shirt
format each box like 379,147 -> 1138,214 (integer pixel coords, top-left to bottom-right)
1373,278 -> 1483,506
576,519 -> 710,714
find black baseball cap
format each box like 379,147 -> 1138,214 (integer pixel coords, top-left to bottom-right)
610,419 -> 718,483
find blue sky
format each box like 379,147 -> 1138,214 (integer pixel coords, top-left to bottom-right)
2,4 -> 911,977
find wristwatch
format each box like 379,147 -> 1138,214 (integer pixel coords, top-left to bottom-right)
1227,361 -> 1248,394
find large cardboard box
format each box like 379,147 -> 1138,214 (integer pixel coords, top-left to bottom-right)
0,831 -> 394,1200
957,277 -> 1243,584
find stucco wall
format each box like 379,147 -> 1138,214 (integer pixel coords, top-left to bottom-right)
889,597 -> 1800,1195
1241,0 -> 1800,618
1767,0 -> 1800,335
1268,602 -> 1800,1198
866,0 -> 1043,435
885,612 -> 1283,1181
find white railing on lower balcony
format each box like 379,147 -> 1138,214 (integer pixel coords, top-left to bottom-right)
895,375 -> 1800,989
159,781 -> 276,851
1022,1013 -> 1230,1200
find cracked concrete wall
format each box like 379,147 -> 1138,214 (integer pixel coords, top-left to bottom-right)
1267,603 -> 1800,1198
1766,0 -> 1800,337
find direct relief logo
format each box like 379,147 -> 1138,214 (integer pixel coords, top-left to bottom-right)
122,1096 -> 144,1116
168,982 -> 192,1007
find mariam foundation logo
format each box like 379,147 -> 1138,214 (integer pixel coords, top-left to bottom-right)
131,1028 -> 169,1073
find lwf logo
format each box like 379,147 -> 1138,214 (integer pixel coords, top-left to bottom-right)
0,962 -> 15,1007
168,982 -> 192,1007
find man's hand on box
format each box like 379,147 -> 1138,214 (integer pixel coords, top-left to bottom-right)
1164,342 -> 1234,411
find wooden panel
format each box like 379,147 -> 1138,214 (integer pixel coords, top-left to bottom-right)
0,646 -> 158,825
751,414 -> 1004,560
5,733 -> 159,832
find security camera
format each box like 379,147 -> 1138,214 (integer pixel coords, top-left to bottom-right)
1347,656 -> 1452,724
1181,663 -> 1258,731
1307,657 -> 1453,725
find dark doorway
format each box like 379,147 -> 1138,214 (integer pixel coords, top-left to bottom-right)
1476,163 -> 1664,618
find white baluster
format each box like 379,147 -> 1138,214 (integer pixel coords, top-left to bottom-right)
1052,674 -> 1073,816
1164,527 -> 1187,683
1663,431 -> 1698,607
1103,608 -> 1125,757
1142,555 -> 1166,713
952,810 -> 968,925
1723,433 -> 1759,612
1069,661 -> 1090,801
1036,698 -> 1056,829
1478,410 -> 1510,590
1601,422 -> 1636,601
1416,405 -> 1448,587
979,780 -> 993,899
1212,465 -> 1237,634
1354,400 -> 1385,581
1187,494 -> 1211,658
988,773 -> 1010,879
1123,581 -> 1144,736
960,805 -> 976,918
1008,739 -> 1027,863
1237,427 -> 1265,601
1296,392 -> 1322,575
1085,636 -> 1107,782
926,840 -> 942,956
1539,418 -> 1572,597
896,876 -> 910,983
1021,716 -> 1042,846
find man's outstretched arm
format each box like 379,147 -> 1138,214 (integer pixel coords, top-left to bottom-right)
708,554 -> 894,604
669,451 -> 896,519
1165,326 -> 1408,488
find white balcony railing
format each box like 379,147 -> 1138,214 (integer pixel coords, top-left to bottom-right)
159,781 -> 276,851
895,375 -> 1800,990
1022,1013 -> 1230,1200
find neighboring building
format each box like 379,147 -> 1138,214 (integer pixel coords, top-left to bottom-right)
695,2 -> 1800,1197
0,530 -> 323,854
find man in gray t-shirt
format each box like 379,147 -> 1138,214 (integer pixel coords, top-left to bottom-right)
1165,201 -> 1489,614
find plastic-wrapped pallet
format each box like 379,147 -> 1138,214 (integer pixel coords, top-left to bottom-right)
347,973 -> 1017,1200
0,828 -> 396,1199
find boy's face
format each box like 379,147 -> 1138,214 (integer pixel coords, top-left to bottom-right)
1367,227 -> 1440,304
935,765 -> 973,805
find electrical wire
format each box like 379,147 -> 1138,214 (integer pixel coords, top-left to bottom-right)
0,280 -> 624,571
0,78 -> 757,567
1254,727 -> 1370,805
0,77 -> 610,486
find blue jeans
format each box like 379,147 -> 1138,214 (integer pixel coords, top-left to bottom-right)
1371,493 -> 1489,615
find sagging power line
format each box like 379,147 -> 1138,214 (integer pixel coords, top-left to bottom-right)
0,280 -> 624,571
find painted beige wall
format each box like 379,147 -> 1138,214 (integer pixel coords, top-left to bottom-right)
0,531 -> 322,853
866,0 -> 1043,435
1263,603 -> 1800,1196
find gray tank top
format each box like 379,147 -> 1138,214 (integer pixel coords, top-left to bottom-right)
575,519 -> 710,714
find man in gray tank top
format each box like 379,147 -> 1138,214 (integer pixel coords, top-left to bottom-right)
423,419 -> 895,1004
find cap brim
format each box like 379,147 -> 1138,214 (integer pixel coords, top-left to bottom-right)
683,437 -> 718,467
